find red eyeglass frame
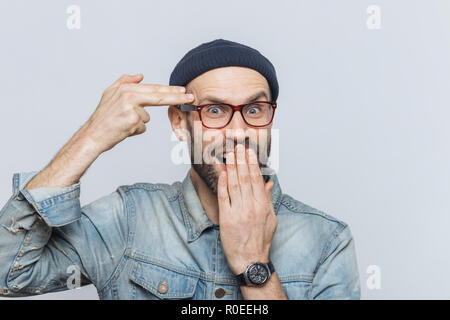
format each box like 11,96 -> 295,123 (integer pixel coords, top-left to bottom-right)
178,101 -> 277,129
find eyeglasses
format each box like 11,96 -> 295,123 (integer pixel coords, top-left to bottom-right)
178,101 -> 277,129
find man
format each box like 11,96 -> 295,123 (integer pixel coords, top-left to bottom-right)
0,39 -> 360,299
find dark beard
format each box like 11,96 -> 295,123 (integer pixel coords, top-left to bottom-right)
192,162 -> 270,196
186,118 -> 271,195
192,162 -> 220,195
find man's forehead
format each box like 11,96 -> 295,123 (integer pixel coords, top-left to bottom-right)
186,67 -> 271,104
197,90 -> 269,105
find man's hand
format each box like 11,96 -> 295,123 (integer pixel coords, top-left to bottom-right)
25,74 -> 194,190
82,74 -> 194,153
217,144 -> 278,275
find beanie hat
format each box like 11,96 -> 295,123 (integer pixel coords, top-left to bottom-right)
169,39 -> 279,101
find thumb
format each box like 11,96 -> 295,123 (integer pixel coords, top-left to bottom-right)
114,73 -> 144,86
264,180 -> 274,199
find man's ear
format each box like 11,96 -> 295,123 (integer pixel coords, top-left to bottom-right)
168,106 -> 188,141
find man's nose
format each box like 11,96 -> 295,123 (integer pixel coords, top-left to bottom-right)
227,110 -> 248,131
224,111 -> 250,145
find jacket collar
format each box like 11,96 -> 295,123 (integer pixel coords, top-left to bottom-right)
180,169 -> 283,243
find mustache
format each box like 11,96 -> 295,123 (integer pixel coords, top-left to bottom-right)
204,141 -> 269,166
207,140 -> 257,156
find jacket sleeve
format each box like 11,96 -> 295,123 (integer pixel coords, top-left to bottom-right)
0,171 -> 128,297
309,225 -> 361,300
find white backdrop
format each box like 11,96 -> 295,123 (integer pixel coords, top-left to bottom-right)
0,0 -> 449,299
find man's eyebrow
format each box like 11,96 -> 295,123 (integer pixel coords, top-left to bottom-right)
198,90 -> 269,105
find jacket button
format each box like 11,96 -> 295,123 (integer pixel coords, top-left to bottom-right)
157,283 -> 168,294
215,288 -> 225,298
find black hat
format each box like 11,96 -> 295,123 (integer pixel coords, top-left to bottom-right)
169,39 -> 279,101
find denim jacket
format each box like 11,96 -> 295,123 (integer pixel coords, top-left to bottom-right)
0,170 -> 360,299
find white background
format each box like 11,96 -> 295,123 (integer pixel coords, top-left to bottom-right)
0,0 -> 449,299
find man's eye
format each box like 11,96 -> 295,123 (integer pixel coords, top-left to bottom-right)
245,105 -> 262,115
247,107 -> 260,114
209,107 -> 222,114
206,105 -> 226,114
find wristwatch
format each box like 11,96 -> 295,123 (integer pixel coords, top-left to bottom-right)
236,261 -> 275,286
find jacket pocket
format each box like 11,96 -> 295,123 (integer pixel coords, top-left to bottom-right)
129,258 -> 200,300
278,275 -> 314,300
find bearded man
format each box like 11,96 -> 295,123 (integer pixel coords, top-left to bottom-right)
0,39 -> 360,300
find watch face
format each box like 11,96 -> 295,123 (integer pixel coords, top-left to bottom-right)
247,263 -> 269,285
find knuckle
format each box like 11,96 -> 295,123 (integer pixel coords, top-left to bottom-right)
129,126 -> 140,136
240,174 -> 250,184
121,91 -> 134,101
127,112 -> 140,126
229,184 -> 239,193
121,103 -> 134,115
250,172 -> 260,182
218,192 -> 228,202
154,93 -> 164,105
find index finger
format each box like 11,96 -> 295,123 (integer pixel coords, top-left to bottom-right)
247,148 -> 266,200
122,83 -> 187,93
133,91 -> 195,107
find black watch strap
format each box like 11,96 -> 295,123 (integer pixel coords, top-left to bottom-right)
267,261 -> 275,273
236,272 -> 246,286
236,261 -> 275,286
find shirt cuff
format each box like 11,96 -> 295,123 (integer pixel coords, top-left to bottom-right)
11,171 -> 82,227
